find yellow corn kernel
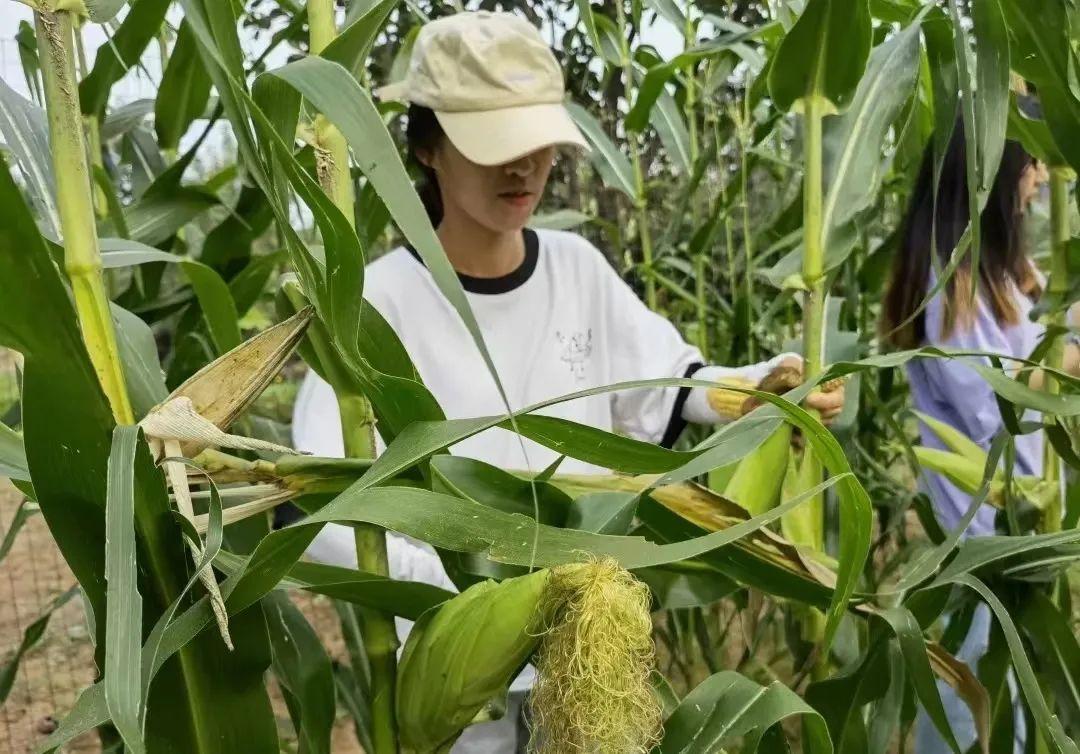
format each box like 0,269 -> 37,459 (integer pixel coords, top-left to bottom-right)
706,377 -> 756,420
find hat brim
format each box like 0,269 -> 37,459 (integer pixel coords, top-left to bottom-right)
434,102 -> 589,167
374,80 -> 409,102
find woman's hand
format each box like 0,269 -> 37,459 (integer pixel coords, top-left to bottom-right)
770,356 -> 846,425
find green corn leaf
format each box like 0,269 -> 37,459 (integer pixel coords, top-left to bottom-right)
1007,93 -> 1067,167
0,586 -> 79,705
0,420 -> 30,483
626,26 -> 771,132
763,18 -> 923,285
0,76 -> 59,237
1018,592 -> 1080,728
84,0 -> 129,23
112,304 -> 169,418
123,187 -> 219,246
323,0 -> 398,77
650,85 -> 692,174
214,550 -> 451,620
767,0 -> 872,113
306,473 -> 841,570
805,641 -> 892,753
643,0 -> 685,29
99,239 -> 242,354
1001,0 -> 1080,172
79,0 -> 171,117
266,593 -> 336,754
660,671 -> 833,753
944,575 -> 1079,754
566,101 -> 637,198
872,607 -> 965,754
104,426 -> 145,753
101,98 -> 155,141
0,497 -> 38,566
971,0 -> 1010,199
574,0 -> 625,66
155,21 -> 213,151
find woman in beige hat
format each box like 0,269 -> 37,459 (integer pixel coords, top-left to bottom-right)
291,10 -> 845,752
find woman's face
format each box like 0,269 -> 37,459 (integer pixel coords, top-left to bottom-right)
423,140 -> 555,232
1019,160 -> 1049,209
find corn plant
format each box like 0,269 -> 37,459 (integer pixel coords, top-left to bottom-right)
2,1 -> 1080,753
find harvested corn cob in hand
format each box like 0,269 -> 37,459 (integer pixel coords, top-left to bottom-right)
706,357 -> 846,423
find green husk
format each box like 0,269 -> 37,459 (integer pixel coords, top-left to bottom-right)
396,558 -> 661,754
912,410 -> 986,467
780,446 -> 824,552
723,423 -> 793,515
913,446 -> 1054,511
397,570 -> 550,753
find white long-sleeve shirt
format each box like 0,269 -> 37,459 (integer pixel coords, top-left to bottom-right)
291,228 -> 791,692
293,227 -> 790,471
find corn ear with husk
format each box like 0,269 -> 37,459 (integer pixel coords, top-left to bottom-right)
780,447 -> 824,552
165,306 -> 315,444
912,446 -> 1053,510
721,423 -> 793,515
913,411 -> 987,467
138,308 -> 313,647
396,558 -> 662,754
397,569 -> 549,753
912,410 -> 1057,509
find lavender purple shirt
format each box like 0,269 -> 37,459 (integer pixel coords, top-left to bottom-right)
906,273 -> 1044,535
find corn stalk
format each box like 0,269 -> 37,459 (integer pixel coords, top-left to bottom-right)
736,94 -> 757,362
615,1 -> 656,310
35,9 -> 133,426
800,96 -> 827,382
1041,167 -> 1071,533
307,1 -> 398,749
72,17 -> 107,220
795,90 -> 831,680
683,13 -> 709,359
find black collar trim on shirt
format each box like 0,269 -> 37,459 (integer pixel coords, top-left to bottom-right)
405,228 -> 540,295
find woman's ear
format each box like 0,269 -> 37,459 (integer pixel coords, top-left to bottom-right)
415,145 -> 439,171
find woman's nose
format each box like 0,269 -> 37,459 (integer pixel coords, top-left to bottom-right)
503,155 -> 536,177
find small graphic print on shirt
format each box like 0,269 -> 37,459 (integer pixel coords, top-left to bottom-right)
556,329 -> 592,380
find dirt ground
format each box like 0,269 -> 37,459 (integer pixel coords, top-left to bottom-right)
0,476 -> 364,753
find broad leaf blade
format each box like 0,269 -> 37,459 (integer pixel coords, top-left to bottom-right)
104,426 -> 145,753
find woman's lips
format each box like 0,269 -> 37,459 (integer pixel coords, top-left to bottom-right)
498,191 -> 533,207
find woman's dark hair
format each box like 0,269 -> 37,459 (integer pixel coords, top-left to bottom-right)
881,119 -> 1039,348
406,104 -> 446,226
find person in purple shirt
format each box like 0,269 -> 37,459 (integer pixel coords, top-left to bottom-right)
882,121 -> 1079,752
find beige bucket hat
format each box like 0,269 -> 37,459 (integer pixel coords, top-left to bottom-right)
376,11 -> 589,166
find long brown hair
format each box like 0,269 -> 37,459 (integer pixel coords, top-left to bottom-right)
882,122 -> 1040,348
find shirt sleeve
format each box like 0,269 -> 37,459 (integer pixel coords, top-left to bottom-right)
921,291 -> 1014,444
599,249 -> 797,444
